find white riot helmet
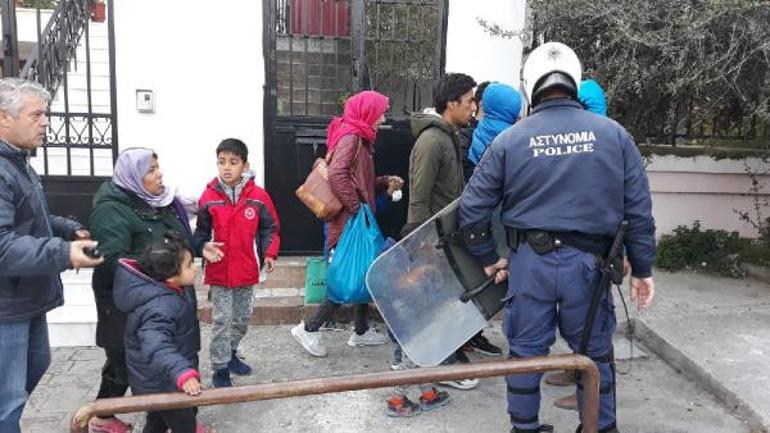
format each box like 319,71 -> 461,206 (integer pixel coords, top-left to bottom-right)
522,42 -> 582,106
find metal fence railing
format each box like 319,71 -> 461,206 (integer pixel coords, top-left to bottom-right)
70,354 -> 600,433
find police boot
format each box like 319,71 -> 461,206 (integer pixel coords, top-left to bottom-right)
510,425 -> 554,433
575,423 -> 619,433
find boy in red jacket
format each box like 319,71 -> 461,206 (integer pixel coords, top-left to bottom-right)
195,138 -> 281,387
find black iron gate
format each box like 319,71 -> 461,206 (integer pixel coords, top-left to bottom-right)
1,0 -> 118,224
264,0 -> 447,253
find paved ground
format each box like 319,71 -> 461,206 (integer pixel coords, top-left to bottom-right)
635,270 -> 770,432
22,321 -> 749,433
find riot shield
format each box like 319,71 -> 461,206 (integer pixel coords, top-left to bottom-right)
365,199 -> 507,366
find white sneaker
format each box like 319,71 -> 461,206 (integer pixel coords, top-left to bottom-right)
347,327 -> 388,347
438,378 -> 479,390
291,322 -> 327,357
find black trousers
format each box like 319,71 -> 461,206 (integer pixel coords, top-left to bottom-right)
304,298 -> 369,335
96,348 -> 130,399
143,407 -> 197,433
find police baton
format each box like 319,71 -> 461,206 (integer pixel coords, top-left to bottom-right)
577,220 -> 628,356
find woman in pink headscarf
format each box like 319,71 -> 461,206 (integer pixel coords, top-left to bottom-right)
291,90 -> 403,357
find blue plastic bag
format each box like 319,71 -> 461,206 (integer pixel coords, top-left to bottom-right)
326,204 -> 384,304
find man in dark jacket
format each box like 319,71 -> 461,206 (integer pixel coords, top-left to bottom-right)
0,78 -> 103,433
459,42 -> 655,433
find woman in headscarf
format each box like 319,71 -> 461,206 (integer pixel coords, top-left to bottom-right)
467,83 -> 522,168
87,148 -> 221,433
291,90 -> 403,358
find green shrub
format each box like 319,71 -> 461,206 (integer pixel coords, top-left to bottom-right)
657,221 -> 749,278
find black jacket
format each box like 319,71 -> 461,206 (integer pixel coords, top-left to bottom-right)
0,141 -> 80,323
113,259 -> 200,395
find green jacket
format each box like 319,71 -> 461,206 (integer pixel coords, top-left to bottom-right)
406,112 -> 465,228
89,181 -> 189,349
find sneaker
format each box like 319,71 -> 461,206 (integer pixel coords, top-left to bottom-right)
386,396 -> 421,417
347,327 -> 388,347
454,348 -> 470,363
418,388 -> 451,411
468,333 -> 503,356
212,367 -> 232,388
319,319 -> 347,332
88,416 -> 133,433
228,350 -> 252,376
438,378 -> 479,390
511,425 -> 554,433
291,322 -> 327,357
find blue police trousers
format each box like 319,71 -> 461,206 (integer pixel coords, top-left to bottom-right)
502,243 -> 616,431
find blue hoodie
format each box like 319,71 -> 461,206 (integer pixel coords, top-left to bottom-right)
578,79 -> 607,116
468,83 -> 522,166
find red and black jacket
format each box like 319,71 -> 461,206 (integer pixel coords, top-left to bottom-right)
194,178 -> 281,288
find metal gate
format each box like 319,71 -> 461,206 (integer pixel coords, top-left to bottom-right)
1,0 -> 118,224
263,0 -> 447,253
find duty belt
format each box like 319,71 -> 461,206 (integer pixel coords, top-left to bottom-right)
505,227 -> 613,257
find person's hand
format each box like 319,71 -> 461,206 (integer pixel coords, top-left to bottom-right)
182,377 -> 201,396
73,229 -> 91,240
622,257 -> 631,276
483,257 -> 508,284
387,176 -> 404,195
630,276 -> 655,312
69,240 -> 104,269
264,257 -> 276,273
203,241 -> 225,263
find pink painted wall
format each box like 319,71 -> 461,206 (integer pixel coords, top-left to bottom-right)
646,155 -> 769,238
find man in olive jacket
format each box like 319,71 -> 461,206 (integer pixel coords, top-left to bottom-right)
404,73 -> 477,234
0,78 -> 103,433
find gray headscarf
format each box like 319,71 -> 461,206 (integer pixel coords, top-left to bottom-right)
112,147 -> 176,208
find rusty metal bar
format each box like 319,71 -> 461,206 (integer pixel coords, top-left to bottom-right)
71,354 -> 598,433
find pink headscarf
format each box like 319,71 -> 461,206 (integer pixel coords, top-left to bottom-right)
326,90 -> 389,154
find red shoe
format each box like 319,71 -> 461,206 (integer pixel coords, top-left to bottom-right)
89,416 -> 133,433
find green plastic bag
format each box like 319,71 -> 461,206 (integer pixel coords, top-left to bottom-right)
304,257 -> 327,304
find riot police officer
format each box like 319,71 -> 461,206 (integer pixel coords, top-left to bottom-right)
458,42 -> 656,433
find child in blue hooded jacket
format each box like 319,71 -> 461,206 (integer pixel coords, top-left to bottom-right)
113,231 -> 206,433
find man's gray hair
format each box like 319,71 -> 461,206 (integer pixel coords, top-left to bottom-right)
0,78 -> 51,117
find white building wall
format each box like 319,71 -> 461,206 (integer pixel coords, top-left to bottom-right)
114,0 -> 265,199
446,0 -> 526,89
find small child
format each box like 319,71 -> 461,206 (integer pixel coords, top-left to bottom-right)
112,231 -> 205,433
195,138 -> 281,387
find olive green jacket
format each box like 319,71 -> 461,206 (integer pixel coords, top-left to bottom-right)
406,112 -> 466,229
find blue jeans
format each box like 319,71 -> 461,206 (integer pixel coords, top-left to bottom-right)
0,315 -> 51,433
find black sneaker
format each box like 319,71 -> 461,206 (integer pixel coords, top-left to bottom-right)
454,348 -> 471,363
469,333 -> 503,356
511,425 -> 554,433
228,350 -> 253,376
212,367 -> 232,388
